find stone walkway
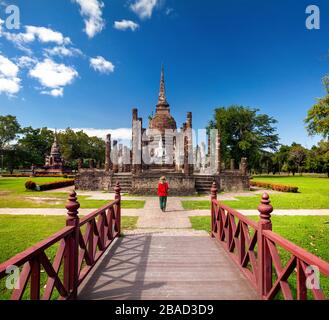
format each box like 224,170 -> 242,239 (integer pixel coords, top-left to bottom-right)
1,198 -> 329,218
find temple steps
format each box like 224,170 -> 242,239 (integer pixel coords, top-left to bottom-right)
195,175 -> 216,194
111,175 -> 132,193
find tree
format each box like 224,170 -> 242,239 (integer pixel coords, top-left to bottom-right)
18,127 -> 54,166
3,145 -> 27,174
0,115 -> 21,173
0,115 -> 21,150
316,140 -> 329,177
305,78 -> 329,138
271,145 -> 291,174
288,143 -> 307,175
58,129 -> 105,169
209,106 -> 279,169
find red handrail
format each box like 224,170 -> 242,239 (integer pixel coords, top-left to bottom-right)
263,230 -> 329,277
0,182 -> 122,300
210,182 -> 329,300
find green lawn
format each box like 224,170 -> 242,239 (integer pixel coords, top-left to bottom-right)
183,176 -> 329,210
0,177 -> 145,209
190,215 -> 329,299
0,215 -> 138,300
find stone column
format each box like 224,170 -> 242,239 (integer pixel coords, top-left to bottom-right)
105,134 -> 112,173
230,159 -> 235,171
118,144 -> 123,173
113,140 -> 119,173
123,146 -> 129,172
184,135 -> 189,176
241,158 -> 248,176
132,109 -> 142,175
216,131 -> 221,175
186,112 -> 194,175
77,159 -> 83,171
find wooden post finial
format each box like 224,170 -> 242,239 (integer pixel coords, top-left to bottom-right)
258,193 -> 273,224
114,182 -> 121,200
66,190 -> 80,221
211,181 -> 218,200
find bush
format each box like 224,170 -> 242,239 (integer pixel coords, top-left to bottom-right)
250,181 -> 299,193
25,181 -> 37,190
3,174 -> 31,178
37,179 -> 75,191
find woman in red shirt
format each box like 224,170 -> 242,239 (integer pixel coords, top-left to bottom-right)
158,176 -> 169,212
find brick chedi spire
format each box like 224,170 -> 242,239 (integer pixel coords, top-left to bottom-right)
150,65 -> 177,134
50,131 -> 61,158
157,65 -> 169,109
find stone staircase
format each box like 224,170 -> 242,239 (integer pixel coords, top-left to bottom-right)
111,174 -> 132,193
195,175 -> 216,194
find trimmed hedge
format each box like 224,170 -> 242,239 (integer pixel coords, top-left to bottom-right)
3,174 -> 31,178
24,179 -> 75,191
250,181 -> 299,193
2,174 -> 75,178
38,179 -> 75,191
25,181 -> 37,190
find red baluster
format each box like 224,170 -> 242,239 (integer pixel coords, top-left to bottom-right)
64,190 -> 80,299
258,193 -> 273,299
114,182 -> 122,236
210,182 -> 218,238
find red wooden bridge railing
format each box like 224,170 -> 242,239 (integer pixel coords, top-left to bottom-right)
0,182 -> 122,300
210,182 -> 329,300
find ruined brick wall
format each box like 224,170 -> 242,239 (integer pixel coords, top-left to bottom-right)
220,171 -> 250,192
131,173 -> 195,196
75,169 -> 249,194
75,170 -> 115,191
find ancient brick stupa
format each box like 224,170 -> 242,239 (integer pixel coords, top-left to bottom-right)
45,134 -> 64,168
75,66 -> 250,195
33,134 -> 71,176
149,66 -> 177,134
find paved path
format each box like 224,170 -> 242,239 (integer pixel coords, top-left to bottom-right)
1,204 -> 329,217
78,233 -> 258,300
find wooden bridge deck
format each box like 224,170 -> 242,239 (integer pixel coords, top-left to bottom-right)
78,232 -> 258,300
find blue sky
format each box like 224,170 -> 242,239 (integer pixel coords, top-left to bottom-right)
0,0 -> 328,147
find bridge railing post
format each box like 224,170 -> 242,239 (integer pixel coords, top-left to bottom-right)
257,193 -> 273,299
210,182 -> 218,238
64,190 -> 80,300
115,182 -> 122,236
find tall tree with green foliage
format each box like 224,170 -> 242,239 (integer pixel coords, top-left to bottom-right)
305,77 -> 329,138
0,115 -> 21,173
18,127 -> 54,166
57,129 -> 105,169
0,115 -> 21,150
209,106 -> 279,169
288,143 -> 307,175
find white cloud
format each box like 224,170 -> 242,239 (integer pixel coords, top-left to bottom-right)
29,58 -> 78,96
73,0 -> 105,38
25,26 -> 71,44
90,56 -> 114,74
0,54 -> 21,96
0,24 -> 71,54
1,25 -> 70,45
51,128 -> 132,144
130,0 -> 158,20
41,88 -> 64,97
114,20 -> 139,31
17,56 -> 37,68
44,46 -> 83,57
